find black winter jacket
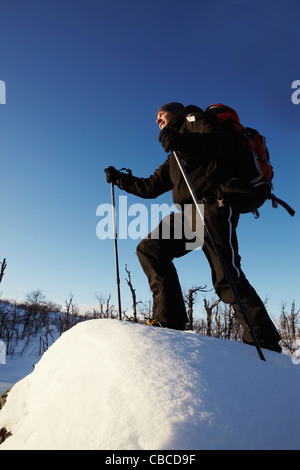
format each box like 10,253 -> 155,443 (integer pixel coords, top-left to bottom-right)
116,105 -> 234,205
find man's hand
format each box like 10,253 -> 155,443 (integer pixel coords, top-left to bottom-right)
104,166 -> 121,184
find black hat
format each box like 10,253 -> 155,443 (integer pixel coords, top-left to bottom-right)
157,102 -> 184,116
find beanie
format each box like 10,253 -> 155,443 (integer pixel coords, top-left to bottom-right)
157,102 -> 184,116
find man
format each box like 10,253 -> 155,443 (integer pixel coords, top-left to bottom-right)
105,102 -> 282,352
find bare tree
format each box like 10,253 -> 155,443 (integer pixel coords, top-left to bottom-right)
58,293 -> 82,333
203,298 -> 221,337
278,301 -> 299,356
91,293 -> 117,319
224,304 -> 234,339
20,290 -> 46,339
0,258 -> 7,284
184,285 -> 208,330
125,265 -> 142,322
214,299 -> 222,337
0,301 -> 19,355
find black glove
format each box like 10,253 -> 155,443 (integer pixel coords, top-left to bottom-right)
104,166 -> 122,184
158,127 -> 190,153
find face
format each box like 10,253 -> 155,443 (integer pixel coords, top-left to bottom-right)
156,111 -> 176,130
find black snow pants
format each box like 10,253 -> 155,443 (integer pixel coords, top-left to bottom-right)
136,201 -> 281,346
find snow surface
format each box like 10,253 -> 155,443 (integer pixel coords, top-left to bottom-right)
0,319 -> 299,450
0,323 -> 61,396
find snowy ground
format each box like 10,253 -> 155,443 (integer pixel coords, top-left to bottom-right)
0,319 -> 299,450
0,323 -> 60,396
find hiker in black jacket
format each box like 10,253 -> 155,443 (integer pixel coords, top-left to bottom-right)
105,102 -> 282,353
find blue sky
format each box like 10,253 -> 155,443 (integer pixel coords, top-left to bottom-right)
1,0 -> 299,320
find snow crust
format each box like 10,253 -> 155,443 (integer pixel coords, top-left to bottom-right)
0,319 -> 299,450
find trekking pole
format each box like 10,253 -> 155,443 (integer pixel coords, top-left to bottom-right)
173,151 -> 266,361
111,183 -> 122,320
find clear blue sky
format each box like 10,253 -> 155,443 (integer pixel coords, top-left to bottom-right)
1,0 -> 299,320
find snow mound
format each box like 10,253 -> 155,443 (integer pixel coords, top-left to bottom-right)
0,319 -> 299,450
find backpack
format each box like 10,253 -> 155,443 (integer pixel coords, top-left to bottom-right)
205,103 -> 295,218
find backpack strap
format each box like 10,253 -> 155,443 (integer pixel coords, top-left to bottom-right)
268,194 -> 295,217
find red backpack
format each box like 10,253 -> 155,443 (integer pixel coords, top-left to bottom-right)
205,103 -> 295,217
